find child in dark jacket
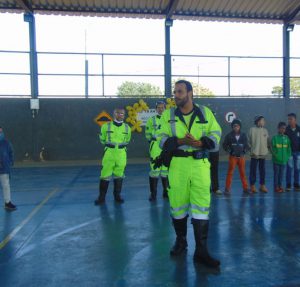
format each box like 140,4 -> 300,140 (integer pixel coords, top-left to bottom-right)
271,122 -> 291,192
223,119 -> 250,194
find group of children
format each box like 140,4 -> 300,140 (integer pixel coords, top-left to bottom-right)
222,113 -> 299,194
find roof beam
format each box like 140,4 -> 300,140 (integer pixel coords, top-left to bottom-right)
165,0 -> 180,19
284,3 -> 300,23
15,0 -> 33,13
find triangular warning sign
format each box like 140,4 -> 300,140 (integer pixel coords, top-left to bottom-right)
94,111 -> 113,127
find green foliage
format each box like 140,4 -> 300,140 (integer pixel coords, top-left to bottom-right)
271,78 -> 300,96
117,81 -> 162,97
172,78 -> 214,97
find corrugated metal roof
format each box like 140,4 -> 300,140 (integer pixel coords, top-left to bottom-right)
0,0 -> 299,24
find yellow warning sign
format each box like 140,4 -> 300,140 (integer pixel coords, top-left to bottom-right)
94,111 -> 113,127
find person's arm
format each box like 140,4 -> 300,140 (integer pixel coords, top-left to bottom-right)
248,128 -> 252,150
145,117 -> 153,142
266,129 -> 271,150
8,141 -> 14,166
157,111 -> 182,152
99,123 -> 108,145
287,137 -> 292,159
201,107 -> 222,150
270,136 -> 276,156
222,133 -> 230,152
243,133 -> 250,153
177,134 -> 203,148
126,124 -> 132,144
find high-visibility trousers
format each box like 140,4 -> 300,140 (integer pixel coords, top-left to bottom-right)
168,156 -> 211,220
100,147 -> 127,180
149,140 -> 168,178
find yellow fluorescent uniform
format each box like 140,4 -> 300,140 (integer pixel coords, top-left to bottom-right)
99,121 -> 131,180
145,115 -> 168,178
158,105 -> 222,220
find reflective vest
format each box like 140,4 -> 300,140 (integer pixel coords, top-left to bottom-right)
145,115 -> 163,142
158,104 -> 222,151
100,121 -> 131,148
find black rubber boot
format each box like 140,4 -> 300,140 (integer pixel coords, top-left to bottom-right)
94,180 -> 109,205
192,219 -> 220,268
149,177 -> 158,201
113,178 -> 124,203
161,177 -> 169,199
170,216 -> 188,256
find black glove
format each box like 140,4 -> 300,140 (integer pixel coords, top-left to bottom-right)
152,154 -> 163,169
200,136 -> 215,150
152,137 -> 178,169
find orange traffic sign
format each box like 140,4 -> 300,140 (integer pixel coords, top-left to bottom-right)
94,111 -> 113,127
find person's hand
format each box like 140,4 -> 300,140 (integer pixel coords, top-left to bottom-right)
190,140 -> 203,148
186,134 -> 203,147
178,134 -> 203,147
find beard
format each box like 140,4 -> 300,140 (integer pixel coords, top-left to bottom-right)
175,95 -> 189,108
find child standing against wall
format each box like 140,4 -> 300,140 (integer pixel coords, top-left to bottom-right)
271,122 -> 291,192
248,115 -> 270,193
223,119 -> 250,194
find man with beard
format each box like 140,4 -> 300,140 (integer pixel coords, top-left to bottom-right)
156,80 -> 221,268
95,108 -> 131,205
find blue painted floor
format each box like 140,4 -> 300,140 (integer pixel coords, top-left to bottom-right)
1,161 -> 300,287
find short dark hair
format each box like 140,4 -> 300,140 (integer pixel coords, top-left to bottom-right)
155,101 -> 166,108
288,113 -> 296,119
175,80 -> 193,93
278,122 -> 286,129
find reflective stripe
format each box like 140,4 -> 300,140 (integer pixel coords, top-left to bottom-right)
106,123 -> 129,146
191,213 -> 209,220
178,145 -> 198,151
210,130 -> 222,137
190,204 -> 210,212
172,212 -> 189,219
100,176 -> 112,181
160,170 -> 168,177
199,105 -> 206,121
171,204 -> 189,213
149,171 -> 160,177
107,122 -> 112,143
209,135 -> 218,144
159,136 -> 168,149
153,116 -> 157,129
170,108 -> 176,136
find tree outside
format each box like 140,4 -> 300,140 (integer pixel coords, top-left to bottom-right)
172,78 -> 214,97
117,81 -> 162,97
117,79 -> 214,97
271,78 -> 300,97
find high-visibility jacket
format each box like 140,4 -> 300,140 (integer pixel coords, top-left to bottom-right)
99,121 -> 131,180
145,114 -> 168,177
158,104 -> 222,153
157,104 -> 222,220
145,115 -> 163,142
100,121 -> 131,148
